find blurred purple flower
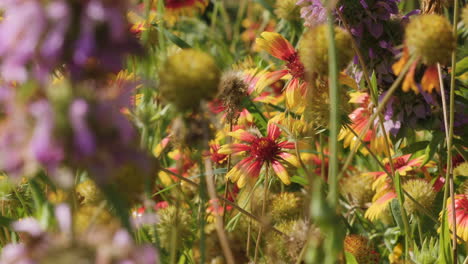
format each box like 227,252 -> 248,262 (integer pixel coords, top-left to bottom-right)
0,0 -> 139,82
0,84 -> 34,179
297,0 -> 327,27
29,100 -> 64,173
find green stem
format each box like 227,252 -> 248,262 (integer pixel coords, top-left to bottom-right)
448,1 -> 460,261
325,10 -> 342,264
253,167 -> 269,263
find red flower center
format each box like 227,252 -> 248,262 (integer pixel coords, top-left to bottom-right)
251,137 -> 280,162
285,53 -> 305,80
164,0 -> 196,9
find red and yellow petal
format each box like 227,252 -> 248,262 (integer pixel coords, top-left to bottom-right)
256,32 -> 296,61
278,152 -> 299,167
402,61 -> 419,94
218,143 -> 250,155
421,65 -> 440,93
272,160 -> 291,185
271,161 -> 291,185
228,129 -> 257,143
255,70 -> 289,94
267,122 -> 281,141
365,191 -> 397,221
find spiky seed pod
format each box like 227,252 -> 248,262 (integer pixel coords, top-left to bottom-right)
74,205 -> 118,234
340,174 -> 375,207
275,0 -> 301,21
159,49 -> 220,111
299,25 -> 354,76
217,71 -> 248,123
270,192 -> 303,222
344,235 -> 380,264
304,80 -> 351,129
402,179 -> 436,215
405,14 -> 455,65
463,5 -> 468,26
155,205 -> 194,251
76,179 -> 103,205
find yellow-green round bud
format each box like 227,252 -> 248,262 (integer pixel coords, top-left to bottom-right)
159,49 -> 221,111
76,179 -> 103,205
74,205 -> 117,234
340,174 -> 375,207
405,14 -> 455,65
463,5 -> 468,26
275,0 -> 301,21
299,25 -> 354,76
270,192 -> 303,222
304,81 -> 350,129
154,205 -> 193,251
402,179 -> 436,215
344,235 -> 379,264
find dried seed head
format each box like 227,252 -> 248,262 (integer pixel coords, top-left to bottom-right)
344,235 -> 380,264
217,71 -> 248,123
405,14 -> 455,65
159,49 -> 220,111
402,179 -> 436,215
299,25 -> 354,76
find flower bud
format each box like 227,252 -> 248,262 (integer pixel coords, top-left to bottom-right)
299,25 -> 354,76
405,14 -> 455,65
159,49 -> 220,111
402,179 -> 436,215
275,0 -> 301,22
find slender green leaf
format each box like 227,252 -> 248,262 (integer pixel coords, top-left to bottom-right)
344,252 -> 359,264
163,29 -> 192,49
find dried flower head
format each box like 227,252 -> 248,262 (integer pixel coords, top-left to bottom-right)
217,71 -> 248,123
405,14 -> 455,65
299,25 -> 354,76
275,0 -> 301,21
159,49 -> 220,111
402,179 -> 436,215
344,234 -> 379,264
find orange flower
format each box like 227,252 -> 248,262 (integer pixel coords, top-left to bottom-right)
392,47 -> 441,94
256,32 -> 307,111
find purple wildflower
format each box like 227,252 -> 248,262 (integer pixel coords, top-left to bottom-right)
297,0 -> 327,27
29,100 -> 64,174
